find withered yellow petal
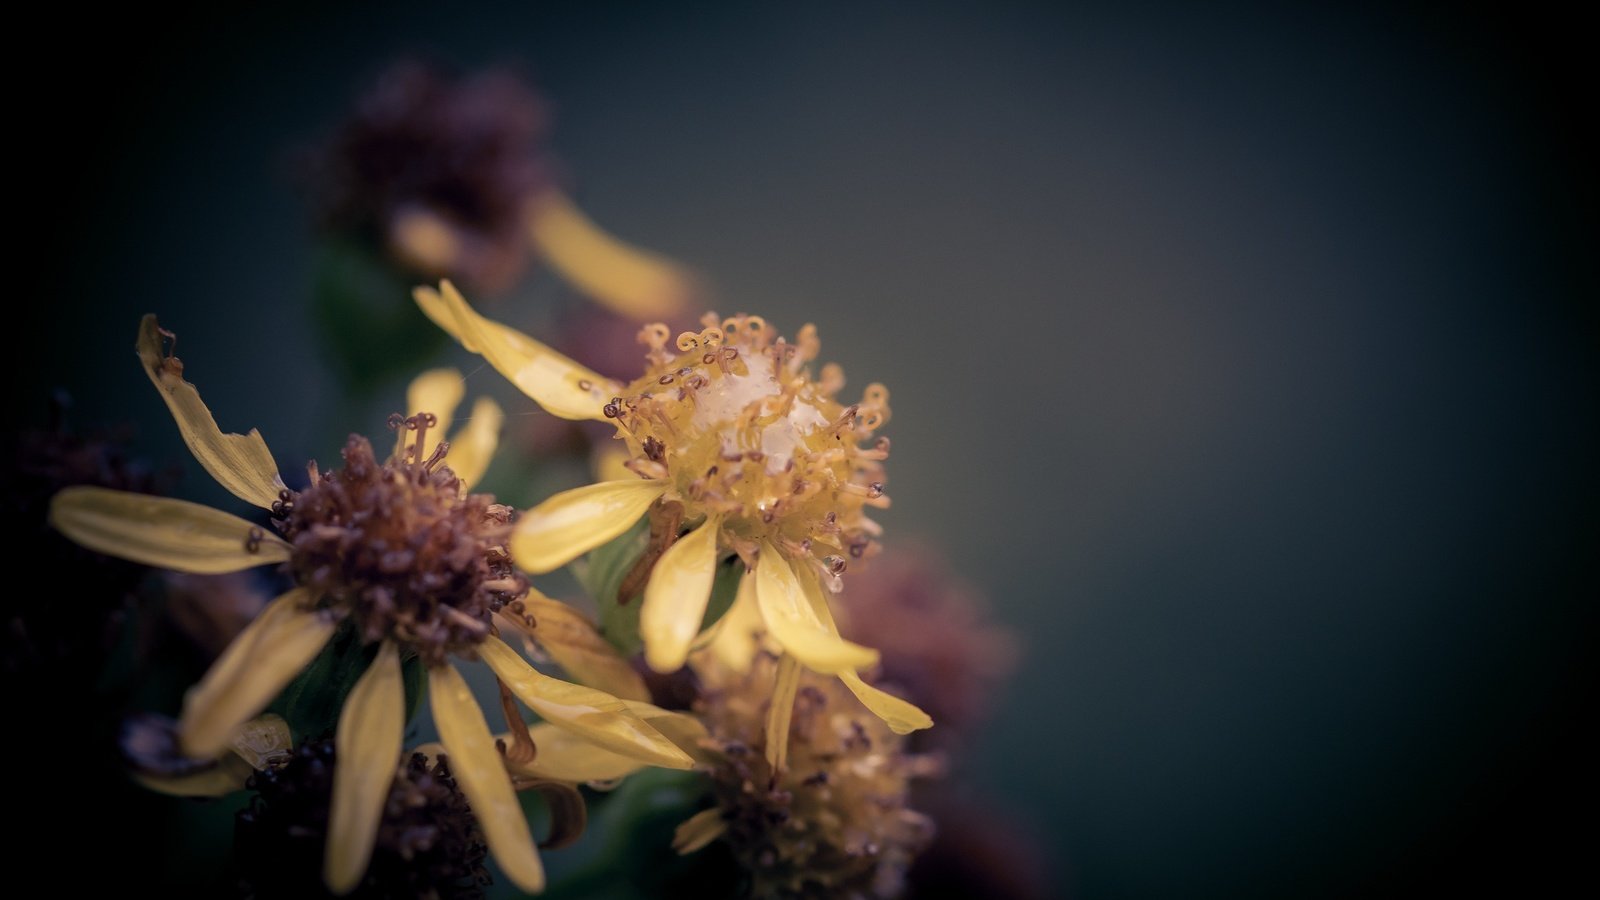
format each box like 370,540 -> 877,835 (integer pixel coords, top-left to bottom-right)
406,368 -> 465,460
413,281 -> 614,421
229,714 -> 294,770
326,641 -> 404,895
511,479 -> 667,574
764,653 -> 801,775
445,396 -> 502,492
138,314 -> 284,508
134,754 -> 256,798
478,636 -> 693,769
754,546 -> 878,675
508,593 -> 649,701
837,670 -> 933,735
179,589 -> 336,758
527,189 -> 694,322
429,664 -> 544,893
50,487 -> 290,574
641,516 -> 722,674
706,571 -> 763,673
671,809 -> 728,855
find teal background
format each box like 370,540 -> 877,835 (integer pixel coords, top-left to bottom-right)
16,2 -> 1594,896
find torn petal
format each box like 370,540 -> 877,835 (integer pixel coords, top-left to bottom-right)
138,314 -> 285,508
511,479 -> 667,574
50,487 -> 290,574
179,588 -> 336,758
641,516 -> 721,673
429,664 -> 545,894
478,636 -> 693,769
413,280 -> 615,421
445,396 -> 502,492
326,641 -> 404,895
754,545 -> 878,675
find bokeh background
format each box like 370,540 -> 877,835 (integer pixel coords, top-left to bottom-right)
16,2 -> 1594,896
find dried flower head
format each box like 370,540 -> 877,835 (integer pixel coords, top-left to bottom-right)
413,282 -> 932,764
48,317 -> 693,894
675,650 -> 938,898
236,740 -> 491,900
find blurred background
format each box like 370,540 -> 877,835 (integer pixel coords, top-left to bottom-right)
15,2 -> 1594,896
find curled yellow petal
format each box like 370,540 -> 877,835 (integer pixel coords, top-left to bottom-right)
413,280 -> 615,421
138,314 -> 284,508
511,479 -> 667,574
754,545 -> 878,675
478,636 -> 693,770
179,588 -> 336,758
406,367 -> 465,460
619,702 -> 712,763
837,670 -> 933,735
429,664 -> 544,894
509,723 -> 649,783
641,516 -> 722,673
134,754 -> 256,797
797,569 -> 933,735
527,189 -> 694,321
671,808 -> 728,855
706,571 -> 763,673
326,641 -> 404,895
507,593 -> 649,701
764,653 -> 801,775
50,487 -> 291,574
445,396 -> 502,492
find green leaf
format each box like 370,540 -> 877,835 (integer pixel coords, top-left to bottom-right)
267,622 -> 379,741
312,239 -> 449,394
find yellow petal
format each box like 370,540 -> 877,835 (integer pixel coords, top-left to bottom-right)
509,593 -> 650,701
228,714 -> 294,769
137,314 -> 284,508
429,664 -> 545,894
590,442 -> 633,483
413,281 -> 615,421
618,702 -> 712,763
134,754 -> 256,797
511,479 -> 667,574
641,516 -> 722,673
764,653 -> 801,775
527,189 -> 694,321
671,808 -> 728,855
326,641 -> 404,895
478,636 -> 693,770
706,571 -> 763,673
49,487 -> 291,574
179,588 -> 337,757
754,545 -> 878,675
406,367 -> 465,460
508,723 -> 649,783
837,670 -> 933,735
445,396 -> 502,492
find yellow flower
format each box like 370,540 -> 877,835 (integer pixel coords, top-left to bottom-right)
413,281 -> 932,764
49,316 -> 693,895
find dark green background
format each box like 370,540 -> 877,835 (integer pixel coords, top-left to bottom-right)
17,2 -> 1594,896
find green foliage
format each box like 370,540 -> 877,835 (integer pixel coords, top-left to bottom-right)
312,239 -> 448,394
268,623 -> 425,742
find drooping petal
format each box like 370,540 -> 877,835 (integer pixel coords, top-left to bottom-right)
706,571 -> 763,673
326,641 -> 404,895
641,516 -> 722,673
526,189 -> 694,321
179,588 -> 336,757
478,636 -> 693,769
671,809 -> 728,855
837,670 -> 934,735
621,701 -> 713,763
137,314 -> 285,508
133,755 -> 256,798
511,479 -> 667,574
508,724 -> 649,784
413,281 -> 614,421
429,664 -> 544,894
754,544 -> 878,675
503,594 -> 649,701
406,367 -> 465,459
764,653 -> 801,774
445,396 -> 502,492
49,487 -> 291,574
797,568 -> 934,735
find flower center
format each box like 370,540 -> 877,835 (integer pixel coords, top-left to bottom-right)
605,314 -> 891,581
280,423 -> 524,666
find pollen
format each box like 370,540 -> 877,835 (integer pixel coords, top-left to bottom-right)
610,313 -> 891,581
281,430 -> 526,667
